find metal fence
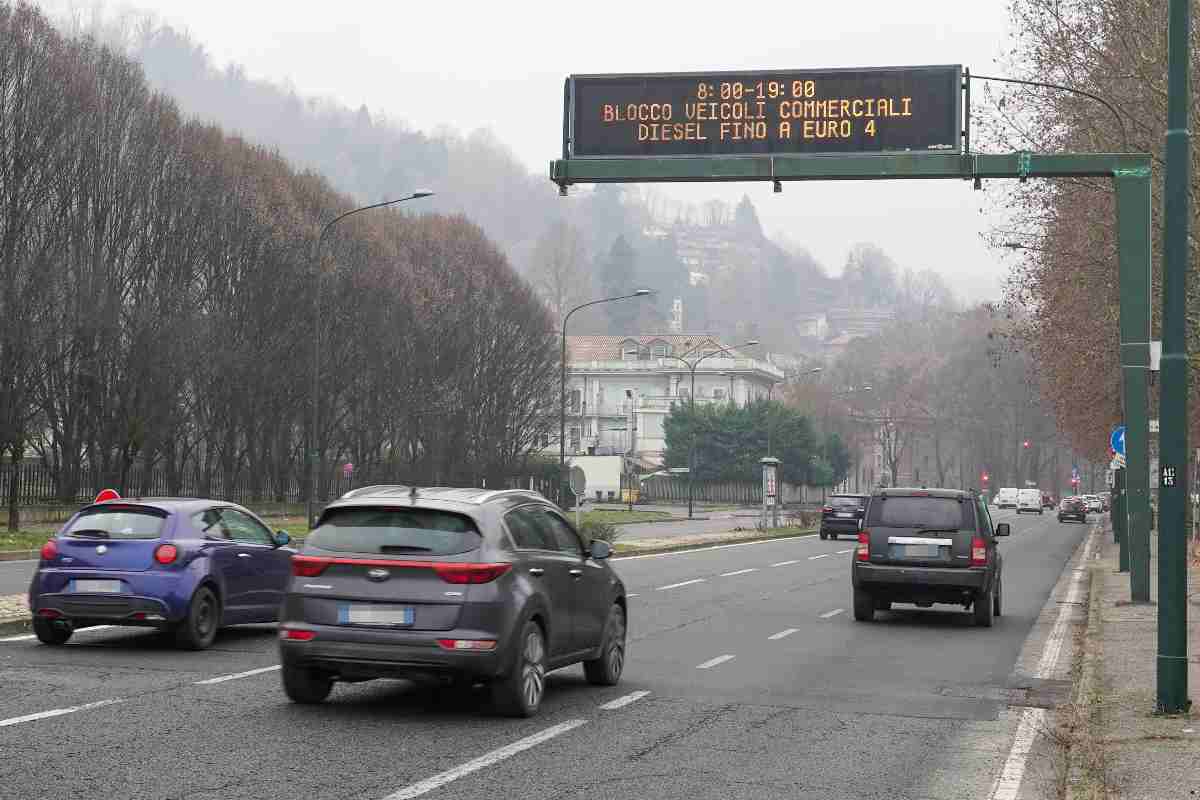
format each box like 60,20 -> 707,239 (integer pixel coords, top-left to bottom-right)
640,475 -> 763,505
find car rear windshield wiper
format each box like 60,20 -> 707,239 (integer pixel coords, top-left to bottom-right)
66,529 -> 111,539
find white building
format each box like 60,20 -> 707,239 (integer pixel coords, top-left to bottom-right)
556,334 -> 785,467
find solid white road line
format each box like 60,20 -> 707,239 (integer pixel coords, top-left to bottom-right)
613,534 -> 815,562
0,698 -> 122,727
767,628 -> 798,640
626,593 -> 640,598
770,560 -> 798,567
0,624 -> 117,643
808,554 -> 831,560
837,549 -> 854,554
599,690 -> 651,711
382,719 -> 588,800
696,654 -> 736,669
656,578 -> 705,591
719,568 -> 758,577
819,608 -> 844,619
988,528 -> 1095,800
195,665 -> 281,685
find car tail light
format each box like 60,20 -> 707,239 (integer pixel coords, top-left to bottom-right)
292,556 -> 331,577
36,608 -> 62,619
856,531 -> 870,561
822,506 -> 833,513
437,639 -> 497,651
153,544 -> 178,565
40,540 -> 58,561
433,563 -> 512,584
971,537 -> 988,566
280,629 -> 316,641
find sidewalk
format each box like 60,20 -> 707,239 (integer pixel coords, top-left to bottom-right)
1076,528 -> 1199,798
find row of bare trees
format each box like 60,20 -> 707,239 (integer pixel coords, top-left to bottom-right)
0,2 -> 559,526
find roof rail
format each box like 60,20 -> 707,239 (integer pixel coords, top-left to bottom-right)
475,488 -> 547,504
339,484 -> 409,500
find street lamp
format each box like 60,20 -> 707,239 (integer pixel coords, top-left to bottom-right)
559,290 -> 653,504
308,190 -> 434,530
663,338 -> 760,519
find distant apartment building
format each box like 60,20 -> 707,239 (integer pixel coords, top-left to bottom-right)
554,334 -> 785,466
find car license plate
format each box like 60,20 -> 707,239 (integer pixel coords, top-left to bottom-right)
836,512 -> 852,518
71,579 -> 122,593
339,604 -> 414,626
892,544 -> 940,559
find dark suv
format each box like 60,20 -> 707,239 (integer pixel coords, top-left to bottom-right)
278,486 -> 627,717
1058,497 -> 1088,523
819,494 -> 868,541
850,488 -> 1009,627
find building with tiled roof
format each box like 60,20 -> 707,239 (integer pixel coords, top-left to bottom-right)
551,334 -> 785,472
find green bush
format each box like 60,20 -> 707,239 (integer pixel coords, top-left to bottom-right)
579,518 -> 622,544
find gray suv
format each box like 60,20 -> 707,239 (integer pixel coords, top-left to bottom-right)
850,488 -> 1009,627
278,486 -> 627,716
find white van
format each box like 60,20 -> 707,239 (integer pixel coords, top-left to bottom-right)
1017,488 -> 1043,514
994,488 -> 1019,509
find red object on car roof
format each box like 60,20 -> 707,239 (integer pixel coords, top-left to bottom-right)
93,488 -> 121,503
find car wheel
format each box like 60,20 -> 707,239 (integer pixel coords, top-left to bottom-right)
829,533 -> 837,541
33,616 -> 72,645
491,619 -> 546,717
853,586 -> 875,622
819,531 -> 827,540
974,585 -> 994,628
583,603 -> 626,686
174,586 -> 219,650
281,661 -> 334,704
993,575 -> 1002,617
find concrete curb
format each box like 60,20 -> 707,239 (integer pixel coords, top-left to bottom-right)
1065,536 -> 1107,799
613,529 -> 817,558
0,550 -> 37,562
610,517 -> 710,525
0,616 -> 31,636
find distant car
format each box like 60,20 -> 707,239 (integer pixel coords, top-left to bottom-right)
994,488 -> 1019,509
1085,495 -> 1103,513
1100,494 -> 1111,512
1016,488 -> 1043,514
850,488 -> 1008,627
1058,498 -> 1088,524
29,496 -> 294,649
1042,493 -> 1055,509
279,486 -> 626,717
819,494 -> 868,541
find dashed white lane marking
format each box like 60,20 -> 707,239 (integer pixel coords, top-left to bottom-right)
599,690 -> 651,710
626,593 -> 640,598
819,608 -> 844,619
770,560 -> 798,567
656,578 -> 705,591
767,628 -> 798,640
195,665 -> 281,685
696,654 -> 736,669
837,549 -> 854,554
719,568 -> 758,577
988,528 -> 1095,800
0,698 -> 122,727
0,624 -> 117,643
382,719 -> 587,799
808,554 -> 831,560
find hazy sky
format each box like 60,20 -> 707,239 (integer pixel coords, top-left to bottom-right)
44,0 -> 1017,302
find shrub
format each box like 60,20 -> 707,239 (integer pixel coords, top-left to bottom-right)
579,518 -> 621,544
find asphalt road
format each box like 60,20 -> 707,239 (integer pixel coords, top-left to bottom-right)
0,508 -> 1088,800
0,559 -> 35,596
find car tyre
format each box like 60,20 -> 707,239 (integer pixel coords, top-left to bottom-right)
993,575 -> 1002,617
281,661 -> 334,704
491,619 -> 546,717
33,616 -> 72,645
974,585 -> 994,627
853,586 -> 875,622
819,531 -> 827,540
583,603 -> 625,686
175,586 -> 219,650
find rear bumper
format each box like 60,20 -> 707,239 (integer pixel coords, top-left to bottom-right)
33,592 -> 173,625
853,563 -> 988,592
820,517 -> 861,533
1058,512 -> 1087,521
279,623 -> 506,680
30,568 -> 189,624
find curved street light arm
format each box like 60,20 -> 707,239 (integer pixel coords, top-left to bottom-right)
969,73 -> 1129,153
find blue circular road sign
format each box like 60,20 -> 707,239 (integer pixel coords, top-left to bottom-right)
1110,426 -> 1126,456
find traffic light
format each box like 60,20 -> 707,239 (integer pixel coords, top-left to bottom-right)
981,472 -> 989,483
1023,440 -> 1031,449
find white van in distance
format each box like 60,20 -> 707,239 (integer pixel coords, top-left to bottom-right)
1017,488 -> 1044,514
994,488 -> 1019,509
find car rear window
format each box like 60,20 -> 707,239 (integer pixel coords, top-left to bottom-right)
307,507 -> 482,556
866,496 -> 972,530
829,496 -> 864,508
64,507 -> 166,540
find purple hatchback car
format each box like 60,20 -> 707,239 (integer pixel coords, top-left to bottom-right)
29,496 -> 294,649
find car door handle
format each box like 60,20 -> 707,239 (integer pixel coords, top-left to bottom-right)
569,569 -> 583,578
528,568 -> 545,576
237,553 -> 252,559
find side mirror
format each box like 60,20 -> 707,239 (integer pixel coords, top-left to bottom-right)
995,523 -> 1011,537
589,539 -> 612,560
274,530 -> 292,547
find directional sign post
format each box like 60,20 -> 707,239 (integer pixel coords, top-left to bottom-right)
1111,426 -> 1127,457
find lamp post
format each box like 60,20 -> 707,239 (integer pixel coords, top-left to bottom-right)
308,190 -> 434,530
663,339 -> 760,519
559,291 -> 652,505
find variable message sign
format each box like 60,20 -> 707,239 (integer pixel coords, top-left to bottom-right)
565,65 -> 961,158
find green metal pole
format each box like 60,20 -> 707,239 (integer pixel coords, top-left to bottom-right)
1114,468 -> 1128,571
1157,0 -> 1191,714
1115,172 -> 1153,601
